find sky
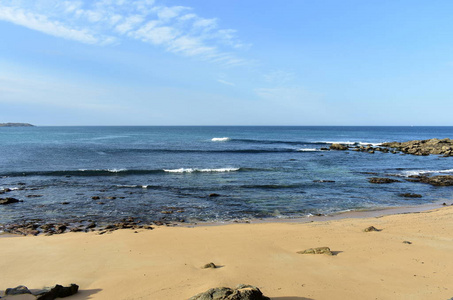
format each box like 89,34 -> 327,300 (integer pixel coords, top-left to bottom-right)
0,0 -> 452,126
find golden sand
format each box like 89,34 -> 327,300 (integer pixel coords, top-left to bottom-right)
1,206 -> 453,299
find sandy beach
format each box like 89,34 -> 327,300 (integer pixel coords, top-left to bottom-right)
1,205 -> 453,300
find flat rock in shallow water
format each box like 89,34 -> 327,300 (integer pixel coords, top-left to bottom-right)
419,175 -> 453,186
368,177 -> 400,184
0,197 -> 21,205
399,193 -> 422,198
188,284 -> 270,300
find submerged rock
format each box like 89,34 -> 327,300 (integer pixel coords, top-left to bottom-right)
419,175 -> 453,186
188,284 -> 270,300
368,177 -> 400,184
399,193 -> 422,198
0,197 -> 21,205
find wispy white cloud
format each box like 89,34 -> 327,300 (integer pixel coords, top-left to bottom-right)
0,5 -> 105,44
0,0 -> 248,65
217,79 -> 235,86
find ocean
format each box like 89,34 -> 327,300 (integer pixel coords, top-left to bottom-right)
1,126 -> 452,226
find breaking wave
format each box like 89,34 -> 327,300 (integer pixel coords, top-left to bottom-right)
400,169 -> 453,177
163,168 -> 241,173
211,137 -> 231,142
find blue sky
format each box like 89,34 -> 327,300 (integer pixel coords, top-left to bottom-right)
0,0 -> 452,125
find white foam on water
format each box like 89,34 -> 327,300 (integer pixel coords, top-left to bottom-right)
401,169 -> 453,177
297,148 -> 321,152
318,141 -> 382,146
211,137 -> 231,142
163,168 -> 240,173
107,168 -> 127,173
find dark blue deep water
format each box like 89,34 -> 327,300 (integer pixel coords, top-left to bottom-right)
1,126 -> 452,225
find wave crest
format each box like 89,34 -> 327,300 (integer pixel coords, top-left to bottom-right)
401,169 -> 453,177
211,137 -> 231,142
163,168 -> 240,173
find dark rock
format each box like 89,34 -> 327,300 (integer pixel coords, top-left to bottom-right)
297,246 -> 333,255
36,284 -> 79,300
55,224 -> 67,234
399,193 -> 422,198
202,262 -> 217,269
61,202 -> 70,205
313,180 -> 335,183
330,143 -> 348,150
85,222 -> 96,230
209,193 -> 221,197
403,241 -> 412,244
91,196 -> 100,200
368,177 -> 400,184
5,285 -> 32,295
0,197 -> 21,205
188,284 -> 270,300
27,194 -> 43,198
363,226 -> 380,232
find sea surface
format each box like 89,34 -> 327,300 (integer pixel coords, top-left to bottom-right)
1,126 -> 452,225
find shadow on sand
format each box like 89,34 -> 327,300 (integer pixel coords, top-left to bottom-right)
271,297 -> 314,300
70,289 -> 103,299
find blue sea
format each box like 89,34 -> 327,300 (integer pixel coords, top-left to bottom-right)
1,126 -> 452,225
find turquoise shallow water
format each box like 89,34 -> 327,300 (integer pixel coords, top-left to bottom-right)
1,126 -> 452,224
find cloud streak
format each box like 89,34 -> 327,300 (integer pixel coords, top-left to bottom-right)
0,0 -> 248,65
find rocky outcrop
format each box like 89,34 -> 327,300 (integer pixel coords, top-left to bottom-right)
368,178 -> 400,184
330,143 -> 348,150
382,138 -> 453,156
418,175 -> 453,186
188,284 -> 270,300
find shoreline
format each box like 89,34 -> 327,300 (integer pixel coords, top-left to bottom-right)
188,199 -> 451,227
1,204 -> 453,299
1,200 -> 451,237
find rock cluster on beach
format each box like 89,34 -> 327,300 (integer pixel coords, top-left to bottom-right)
0,217 -> 154,236
3,284 -> 78,299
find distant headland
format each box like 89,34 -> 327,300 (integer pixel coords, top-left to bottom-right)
0,123 -> 35,127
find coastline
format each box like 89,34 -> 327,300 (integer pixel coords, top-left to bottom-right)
1,204 -> 453,299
